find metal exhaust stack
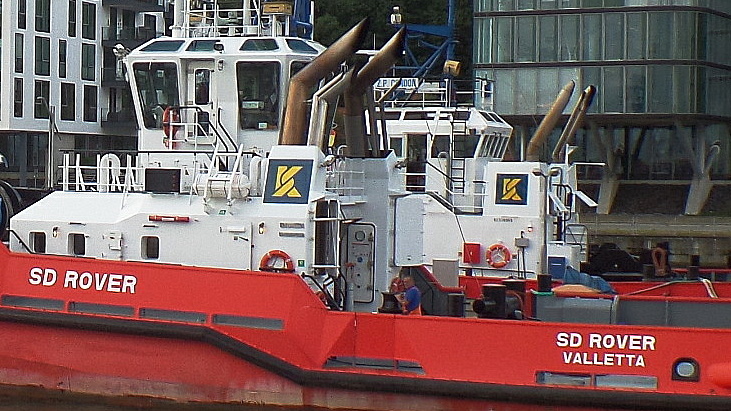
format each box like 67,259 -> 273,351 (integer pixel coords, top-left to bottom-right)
551,85 -> 596,162
343,28 -> 406,157
525,80 -> 575,161
279,18 -> 370,146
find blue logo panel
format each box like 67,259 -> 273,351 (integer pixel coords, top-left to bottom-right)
264,159 -> 313,204
495,174 -> 528,205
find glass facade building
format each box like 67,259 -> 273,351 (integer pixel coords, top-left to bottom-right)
473,0 -> 731,186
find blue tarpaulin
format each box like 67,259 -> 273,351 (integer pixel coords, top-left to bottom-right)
563,265 -> 617,294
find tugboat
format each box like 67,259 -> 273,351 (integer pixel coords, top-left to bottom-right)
0,1 -> 730,410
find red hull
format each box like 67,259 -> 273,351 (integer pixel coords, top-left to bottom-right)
1,246 -> 730,410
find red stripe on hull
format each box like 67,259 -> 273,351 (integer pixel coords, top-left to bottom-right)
0,321 -> 562,411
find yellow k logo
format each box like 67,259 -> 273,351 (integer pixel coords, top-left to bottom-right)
501,178 -> 523,201
273,166 -> 303,198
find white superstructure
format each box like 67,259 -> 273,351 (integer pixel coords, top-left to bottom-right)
8,5 -> 598,313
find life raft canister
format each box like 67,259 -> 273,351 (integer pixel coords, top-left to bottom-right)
259,249 -> 295,272
486,243 -> 512,268
162,107 -> 180,148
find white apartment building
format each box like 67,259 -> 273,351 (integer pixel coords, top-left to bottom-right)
0,0 -> 165,188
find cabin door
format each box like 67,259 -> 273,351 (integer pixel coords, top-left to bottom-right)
186,61 -> 218,144
345,223 -> 375,303
405,134 -> 427,192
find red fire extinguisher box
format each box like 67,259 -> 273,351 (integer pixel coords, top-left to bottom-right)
463,242 -> 481,264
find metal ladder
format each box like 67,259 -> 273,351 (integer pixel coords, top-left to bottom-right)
308,199 -> 346,310
449,118 -> 469,195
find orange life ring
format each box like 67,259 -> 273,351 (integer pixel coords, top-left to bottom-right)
259,249 -> 295,272
486,243 -> 512,268
162,107 -> 180,148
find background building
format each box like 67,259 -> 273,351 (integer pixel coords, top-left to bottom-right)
474,0 -> 731,265
0,0 -> 165,189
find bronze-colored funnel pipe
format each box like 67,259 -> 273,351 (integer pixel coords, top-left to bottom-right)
279,18 -> 370,146
551,85 -> 596,162
343,28 -> 406,157
525,80 -> 575,161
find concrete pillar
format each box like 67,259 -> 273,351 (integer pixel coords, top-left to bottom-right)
593,124 -> 618,215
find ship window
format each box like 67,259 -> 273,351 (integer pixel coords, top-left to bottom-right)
480,111 -> 498,122
30,232 -> 46,253
141,40 -> 184,52
390,137 -> 403,157
240,39 -> 279,51
142,236 -> 159,259
70,233 -> 85,256
291,61 -> 309,77
286,39 -> 318,54
187,40 -> 219,51
133,62 -> 180,129
194,69 -> 210,105
431,135 -> 450,158
236,61 -> 280,129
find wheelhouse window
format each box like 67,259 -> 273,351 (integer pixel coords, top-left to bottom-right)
285,39 -> 318,54
236,61 -> 280,129
142,236 -> 159,259
30,232 -> 46,253
70,233 -> 85,256
240,39 -> 278,51
291,61 -> 309,77
132,62 -> 180,129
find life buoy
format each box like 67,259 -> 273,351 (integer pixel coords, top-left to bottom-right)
259,249 -> 295,272
162,107 -> 180,148
486,243 -> 512,268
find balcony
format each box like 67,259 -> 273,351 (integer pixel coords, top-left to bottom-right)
102,108 -> 137,133
101,67 -> 128,87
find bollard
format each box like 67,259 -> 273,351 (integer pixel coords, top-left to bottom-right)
537,274 -> 552,292
642,264 -> 654,281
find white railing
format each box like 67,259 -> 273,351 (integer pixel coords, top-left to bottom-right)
374,78 -> 495,109
181,0 -> 262,37
326,158 -> 366,201
61,153 -> 144,193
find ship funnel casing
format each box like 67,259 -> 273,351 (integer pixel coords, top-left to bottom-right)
343,28 -> 407,157
279,18 -> 371,146
525,80 -> 575,162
